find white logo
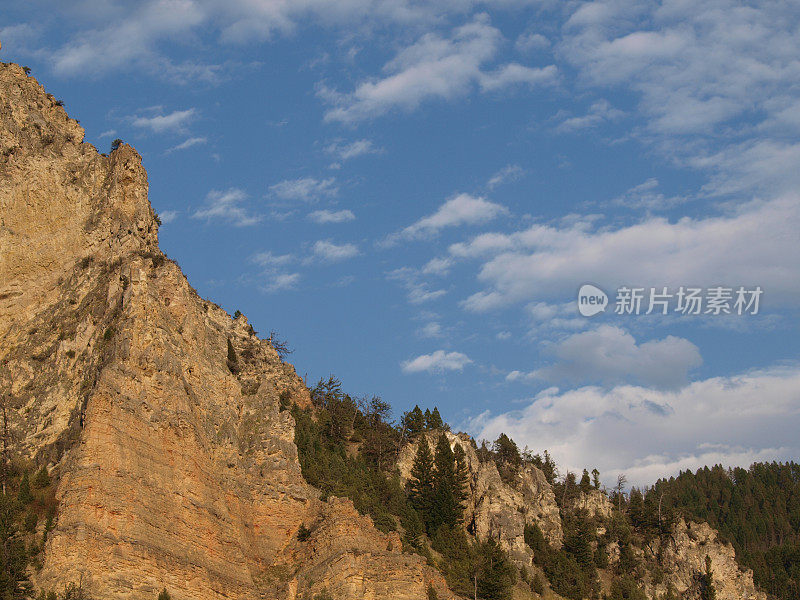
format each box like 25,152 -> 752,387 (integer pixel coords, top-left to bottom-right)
577,284 -> 608,317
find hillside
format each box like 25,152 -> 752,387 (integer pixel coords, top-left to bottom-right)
0,60 -> 775,600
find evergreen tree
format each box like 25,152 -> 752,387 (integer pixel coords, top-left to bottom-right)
17,472 -> 32,505
591,468 -> 601,489
580,469 -> 592,494
474,538 -> 516,600
427,407 -> 444,430
431,434 -> 463,530
408,438 -> 435,532
402,406 -> 426,437
423,408 -> 432,429
492,433 -> 521,467
701,555 -> 717,600
32,466 -> 50,489
453,443 -> 470,507
158,589 -> 171,600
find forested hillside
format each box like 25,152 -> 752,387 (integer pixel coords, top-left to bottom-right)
651,463 -> 800,599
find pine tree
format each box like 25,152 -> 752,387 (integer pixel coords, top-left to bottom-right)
17,472 -> 32,505
424,408 -> 432,429
432,434 -> 461,530
408,438 -> 435,532
427,407 -> 444,430
701,555 -> 716,600
580,469 -> 592,494
474,538 -> 516,600
591,468 -> 601,489
492,433 -> 521,466
403,406 -> 426,437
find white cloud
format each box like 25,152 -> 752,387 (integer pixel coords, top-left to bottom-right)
269,177 -> 338,202
322,15 -> 557,123
387,267 -> 447,304
474,364 -> 800,487
515,31 -> 550,53
532,325 -> 702,389
555,99 -> 624,133
487,164 -> 524,189
422,256 -> 454,276
158,210 -> 179,224
402,350 -> 473,374
325,139 -> 381,161
166,136 -> 207,153
609,178 -> 686,211
98,129 -> 117,138
261,272 -> 301,293
418,322 -> 444,338
308,209 -> 356,224
250,251 -> 294,268
560,1 -> 800,138
132,108 -> 196,133
310,240 -> 359,262
192,188 -> 260,226
456,195 -> 800,311
387,193 -> 508,245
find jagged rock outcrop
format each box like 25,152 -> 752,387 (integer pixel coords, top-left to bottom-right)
0,61 -> 457,600
396,431 -> 563,568
571,489 -> 613,520
648,520 -> 767,600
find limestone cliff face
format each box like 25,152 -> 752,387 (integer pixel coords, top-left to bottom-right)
396,431 -> 563,568
648,520 -> 767,600
0,62 -> 455,600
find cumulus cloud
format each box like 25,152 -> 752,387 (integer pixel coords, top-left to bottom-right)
402,350 -> 473,374
473,364 -> 800,487
132,108 -> 197,133
531,325 -> 702,389
192,188 -> 260,226
386,193 -> 508,245
455,195 -> 800,311
269,177 -> 338,202
322,15 -> 557,122
308,209 -> 355,224
310,240 -> 359,262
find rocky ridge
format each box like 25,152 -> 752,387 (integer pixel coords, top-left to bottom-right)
0,61 -> 453,600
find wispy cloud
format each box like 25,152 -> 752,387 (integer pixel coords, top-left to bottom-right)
387,267 -> 447,305
268,177 -> 338,202
325,139 -> 381,161
487,164 -> 524,189
192,188 -> 260,226
158,210 -> 179,224
308,209 -> 355,224
166,136 -> 207,153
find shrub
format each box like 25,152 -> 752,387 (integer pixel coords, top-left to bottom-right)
157,588 -> 171,600
297,524 -> 311,542
110,139 -> 123,152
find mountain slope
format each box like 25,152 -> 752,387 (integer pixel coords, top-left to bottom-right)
0,61 -> 453,600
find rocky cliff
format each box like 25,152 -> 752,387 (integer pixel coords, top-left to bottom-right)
0,61 -> 454,600
396,431 -> 563,569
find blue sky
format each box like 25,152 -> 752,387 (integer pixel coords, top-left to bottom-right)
3,0 -> 799,486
